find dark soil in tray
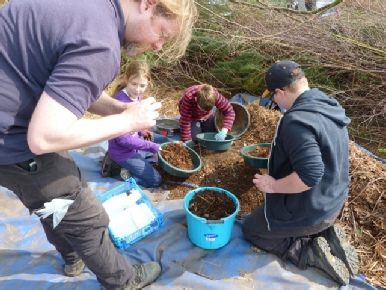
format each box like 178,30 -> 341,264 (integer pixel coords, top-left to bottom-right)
247,145 -> 271,158
188,190 -> 236,220
160,142 -> 194,170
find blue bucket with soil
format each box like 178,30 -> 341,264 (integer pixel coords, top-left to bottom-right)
183,187 -> 240,250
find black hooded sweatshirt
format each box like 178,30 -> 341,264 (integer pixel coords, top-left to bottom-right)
265,88 -> 351,230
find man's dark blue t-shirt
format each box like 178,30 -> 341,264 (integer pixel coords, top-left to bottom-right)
0,0 -> 124,164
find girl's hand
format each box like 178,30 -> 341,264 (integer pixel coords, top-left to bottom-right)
142,130 -> 154,141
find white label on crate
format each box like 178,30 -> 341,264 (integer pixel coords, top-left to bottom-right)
204,234 -> 218,241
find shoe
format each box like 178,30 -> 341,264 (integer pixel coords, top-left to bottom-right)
100,262 -> 161,290
64,259 -> 86,277
124,262 -> 161,289
101,152 -> 122,178
101,152 -> 113,177
307,237 -> 350,285
120,168 -> 131,181
324,224 -> 359,276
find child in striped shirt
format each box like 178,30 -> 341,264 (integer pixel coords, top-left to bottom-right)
178,84 -> 235,143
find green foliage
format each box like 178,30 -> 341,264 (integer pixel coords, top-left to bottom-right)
185,31 -> 341,94
210,50 -> 267,93
378,149 -> 386,156
185,31 -> 231,61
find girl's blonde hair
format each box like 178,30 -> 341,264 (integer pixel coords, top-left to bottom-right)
154,0 -> 198,60
112,60 -> 151,97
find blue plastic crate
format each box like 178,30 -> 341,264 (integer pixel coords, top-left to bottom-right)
96,178 -> 163,250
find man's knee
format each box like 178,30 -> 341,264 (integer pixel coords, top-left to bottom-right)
241,220 -> 260,245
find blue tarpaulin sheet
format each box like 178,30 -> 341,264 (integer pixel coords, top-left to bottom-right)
0,141 -> 382,289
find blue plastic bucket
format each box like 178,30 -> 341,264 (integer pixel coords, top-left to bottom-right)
183,187 -> 240,250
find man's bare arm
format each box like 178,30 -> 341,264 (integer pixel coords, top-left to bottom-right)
27,92 -> 161,154
87,91 -> 126,116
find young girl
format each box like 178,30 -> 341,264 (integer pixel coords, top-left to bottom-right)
107,61 -> 163,188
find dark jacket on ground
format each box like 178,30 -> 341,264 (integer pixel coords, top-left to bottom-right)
265,88 -> 351,230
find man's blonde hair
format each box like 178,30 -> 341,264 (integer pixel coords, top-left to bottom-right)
155,0 -> 198,60
196,84 -> 216,111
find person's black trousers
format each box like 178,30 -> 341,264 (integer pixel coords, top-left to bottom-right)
242,203 -> 341,269
0,151 -> 134,289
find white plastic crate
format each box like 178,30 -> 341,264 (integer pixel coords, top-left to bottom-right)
96,178 -> 163,250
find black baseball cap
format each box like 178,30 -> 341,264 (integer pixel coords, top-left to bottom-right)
262,60 -> 305,98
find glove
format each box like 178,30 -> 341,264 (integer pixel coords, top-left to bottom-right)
214,131 -> 227,141
142,130 -> 154,142
184,140 -> 195,147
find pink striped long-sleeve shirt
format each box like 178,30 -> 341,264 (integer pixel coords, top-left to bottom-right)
178,85 -> 235,141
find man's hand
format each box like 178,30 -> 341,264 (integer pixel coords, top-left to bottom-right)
123,97 -> 161,133
253,173 -> 276,193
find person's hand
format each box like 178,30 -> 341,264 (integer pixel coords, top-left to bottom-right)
253,173 -> 276,193
142,130 -> 154,142
123,97 -> 161,133
214,131 -> 227,141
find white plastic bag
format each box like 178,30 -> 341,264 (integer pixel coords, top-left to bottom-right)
35,199 -> 74,228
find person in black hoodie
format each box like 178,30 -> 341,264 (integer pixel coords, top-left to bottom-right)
242,60 -> 359,286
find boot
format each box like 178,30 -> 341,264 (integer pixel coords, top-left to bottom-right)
102,262 -> 161,290
64,259 -> 86,277
101,152 -> 122,178
120,168 -> 131,181
307,237 -> 350,285
323,224 -> 359,276
101,152 -> 113,177
125,262 -> 161,289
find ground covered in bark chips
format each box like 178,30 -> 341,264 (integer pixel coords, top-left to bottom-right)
156,101 -> 385,288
